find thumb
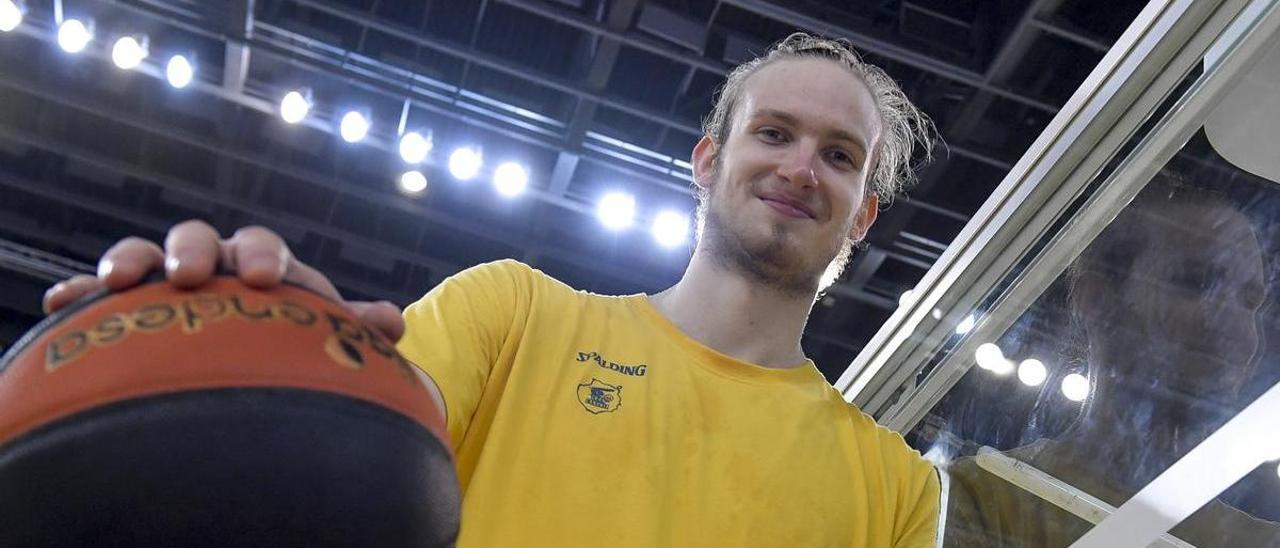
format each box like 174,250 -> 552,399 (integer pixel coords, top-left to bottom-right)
345,300 -> 406,343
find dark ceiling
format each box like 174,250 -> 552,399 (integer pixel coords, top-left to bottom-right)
0,0 -> 1148,381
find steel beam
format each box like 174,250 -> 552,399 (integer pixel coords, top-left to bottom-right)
719,0 -> 1061,115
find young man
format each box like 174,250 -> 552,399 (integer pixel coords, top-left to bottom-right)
45,33 -> 940,546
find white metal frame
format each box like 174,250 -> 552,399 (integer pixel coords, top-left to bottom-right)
835,0 -> 1262,431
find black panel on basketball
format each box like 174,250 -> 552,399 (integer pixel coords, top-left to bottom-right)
0,388 -> 459,548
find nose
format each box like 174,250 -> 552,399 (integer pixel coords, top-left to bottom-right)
776,141 -> 820,189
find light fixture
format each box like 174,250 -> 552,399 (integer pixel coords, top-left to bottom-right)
493,162 -> 528,197
955,314 -> 976,335
1061,373 -> 1090,402
57,18 -> 93,54
931,309 -> 943,320
1017,359 -> 1047,387
279,89 -> 311,124
448,147 -> 482,181
399,131 -> 432,164
398,170 -> 428,194
651,210 -> 689,248
111,35 -> 148,70
596,192 -> 636,231
0,0 -> 25,33
165,54 -> 194,88
339,110 -> 370,143
975,343 -> 1012,375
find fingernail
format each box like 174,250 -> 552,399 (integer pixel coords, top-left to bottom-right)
44,282 -> 65,300
165,255 -> 181,273
97,259 -> 114,279
241,253 -> 274,275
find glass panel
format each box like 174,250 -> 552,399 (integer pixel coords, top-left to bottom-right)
921,34 -> 1280,548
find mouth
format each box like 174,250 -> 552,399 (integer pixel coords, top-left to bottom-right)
758,194 -> 815,220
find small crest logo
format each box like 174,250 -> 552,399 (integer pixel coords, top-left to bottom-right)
576,378 -> 622,414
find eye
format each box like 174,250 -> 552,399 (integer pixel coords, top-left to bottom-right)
758,127 -> 788,143
826,149 -> 857,169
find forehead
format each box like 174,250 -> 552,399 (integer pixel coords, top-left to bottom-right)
735,58 -> 882,143
1136,203 -> 1263,270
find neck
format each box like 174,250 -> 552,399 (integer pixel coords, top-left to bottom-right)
648,248 -> 814,369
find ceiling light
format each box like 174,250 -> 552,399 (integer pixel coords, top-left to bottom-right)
0,0 -> 25,33
398,170 -> 427,194
399,131 -> 432,164
57,19 -> 93,54
339,110 -> 370,143
165,55 -> 194,88
1061,373 -> 1090,402
448,147 -> 482,181
279,89 -> 311,124
651,210 -> 689,248
931,309 -> 943,320
975,343 -> 1012,375
111,35 -> 148,70
1017,359 -> 1047,387
596,192 -> 635,231
493,162 -> 528,197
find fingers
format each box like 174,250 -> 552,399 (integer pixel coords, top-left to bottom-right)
163,220 -> 222,289
98,236 -> 165,291
225,226 -> 292,289
43,274 -> 104,314
346,300 -> 406,343
285,260 -> 344,303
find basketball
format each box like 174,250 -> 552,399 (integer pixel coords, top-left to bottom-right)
0,277 -> 459,547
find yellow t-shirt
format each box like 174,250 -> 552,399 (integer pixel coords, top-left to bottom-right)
397,260 -> 940,547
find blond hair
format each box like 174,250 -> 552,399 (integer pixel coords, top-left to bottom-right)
701,32 -> 936,203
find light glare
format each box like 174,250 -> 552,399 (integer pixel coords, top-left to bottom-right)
280,90 -> 310,124
399,170 -> 428,194
597,192 -> 635,230
651,210 -> 689,248
166,55 -> 194,88
1017,359 -> 1047,387
975,343 -> 1012,375
57,19 -> 92,54
955,314 -> 976,335
0,0 -> 23,33
1061,373 -> 1090,402
339,111 -> 370,143
448,147 -> 482,181
399,131 -> 431,164
111,36 -> 147,70
493,162 -> 528,197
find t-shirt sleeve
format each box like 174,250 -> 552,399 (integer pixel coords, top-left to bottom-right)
395,260 -> 534,450
895,453 -> 942,547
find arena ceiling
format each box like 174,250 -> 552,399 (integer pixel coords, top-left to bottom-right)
0,0 -> 1148,380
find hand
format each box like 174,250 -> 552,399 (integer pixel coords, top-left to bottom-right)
42,220 -> 406,342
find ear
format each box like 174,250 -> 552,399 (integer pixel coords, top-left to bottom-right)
848,192 -> 879,241
692,135 -> 718,193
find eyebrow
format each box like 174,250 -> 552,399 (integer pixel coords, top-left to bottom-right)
751,108 -> 869,157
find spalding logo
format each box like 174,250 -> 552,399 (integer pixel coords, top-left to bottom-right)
576,378 -> 621,414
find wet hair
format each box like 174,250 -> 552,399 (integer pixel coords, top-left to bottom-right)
700,32 -> 936,204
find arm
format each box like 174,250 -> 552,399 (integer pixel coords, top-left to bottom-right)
395,260 -> 533,450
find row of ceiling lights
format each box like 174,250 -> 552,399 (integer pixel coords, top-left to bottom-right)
0,2 -> 694,250
974,342 -> 1090,402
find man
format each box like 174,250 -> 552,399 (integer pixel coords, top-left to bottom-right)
44,33 -> 940,546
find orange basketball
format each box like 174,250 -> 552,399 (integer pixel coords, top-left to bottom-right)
0,277 -> 459,546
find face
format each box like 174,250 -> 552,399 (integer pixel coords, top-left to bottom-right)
1077,201 -> 1267,403
693,58 -> 882,295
